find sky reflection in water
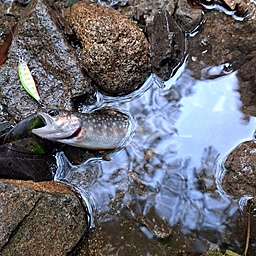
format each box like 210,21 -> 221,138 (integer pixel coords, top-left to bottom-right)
55,68 -> 256,244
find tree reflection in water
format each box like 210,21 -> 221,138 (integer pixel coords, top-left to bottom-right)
55,69 -> 256,254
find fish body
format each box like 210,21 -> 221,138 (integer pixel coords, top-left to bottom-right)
18,61 -> 41,102
32,108 -> 135,150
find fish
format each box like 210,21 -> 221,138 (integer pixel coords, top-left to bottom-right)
18,60 -> 42,103
32,108 -> 135,150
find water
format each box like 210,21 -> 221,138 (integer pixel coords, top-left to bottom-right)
187,0 -> 250,21
55,66 -> 256,254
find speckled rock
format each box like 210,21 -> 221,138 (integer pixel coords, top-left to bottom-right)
0,0 -> 95,122
0,180 -> 88,255
65,2 -> 150,95
222,140 -> 256,197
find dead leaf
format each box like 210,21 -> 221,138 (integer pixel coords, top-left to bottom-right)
0,24 -> 16,66
0,145 -> 55,181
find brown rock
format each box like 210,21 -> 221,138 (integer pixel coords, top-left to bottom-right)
0,180 -> 88,255
65,2 -> 150,96
116,0 -> 178,25
147,11 -> 186,81
238,55 -> 256,117
222,140 -> 256,197
0,179 -> 74,194
186,7 -> 256,117
174,0 -> 203,33
187,9 -> 256,118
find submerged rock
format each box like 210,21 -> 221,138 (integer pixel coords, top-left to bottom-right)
0,0 -> 95,122
64,2 -> 150,96
0,180 -> 88,255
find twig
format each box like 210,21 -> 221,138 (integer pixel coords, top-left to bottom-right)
243,198 -> 254,256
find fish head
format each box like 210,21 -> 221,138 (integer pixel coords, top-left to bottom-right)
32,109 -> 81,140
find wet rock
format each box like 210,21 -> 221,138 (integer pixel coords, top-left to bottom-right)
0,0 -> 95,122
238,54 -> 256,117
147,11 -> 186,81
174,0 -> 203,33
0,1 -> 23,47
96,0 -> 203,33
0,114 -> 56,181
0,146 -> 55,181
192,0 -> 249,17
116,0 -> 178,24
184,3 -> 256,116
222,140 -> 256,197
0,179 -> 88,255
188,11 -> 252,75
64,1 -> 150,96
223,0 -> 247,12
187,9 -> 256,117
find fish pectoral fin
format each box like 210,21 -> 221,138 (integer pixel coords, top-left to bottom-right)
75,129 -> 87,142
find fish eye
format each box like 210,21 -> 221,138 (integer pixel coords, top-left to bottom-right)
48,109 -> 59,117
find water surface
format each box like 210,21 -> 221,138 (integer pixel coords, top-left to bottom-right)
55,67 -> 256,254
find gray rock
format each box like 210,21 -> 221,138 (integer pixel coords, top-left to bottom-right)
64,2 -> 150,96
0,180 -> 88,255
0,0 -> 95,122
0,181 -> 40,248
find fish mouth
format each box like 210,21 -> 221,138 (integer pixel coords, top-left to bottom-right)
32,112 -> 82,140
32,112 -> 59,139
37,112 -> 51,126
